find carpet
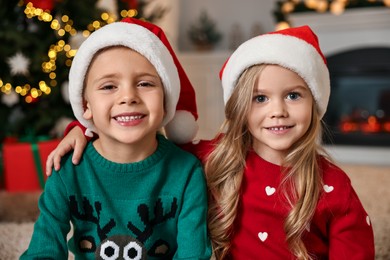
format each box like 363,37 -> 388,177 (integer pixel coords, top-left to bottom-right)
0,222 -> 35,259
1,165 -> 389,260
0,191 -> 75,259
0,191 -> 40,259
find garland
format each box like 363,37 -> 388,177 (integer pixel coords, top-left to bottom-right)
273,0 -> 389,28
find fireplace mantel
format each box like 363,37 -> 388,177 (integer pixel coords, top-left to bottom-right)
289,7 -> 390,55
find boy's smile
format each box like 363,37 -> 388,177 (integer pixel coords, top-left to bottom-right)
114,113 -> 144,125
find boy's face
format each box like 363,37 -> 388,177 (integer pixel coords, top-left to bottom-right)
83,46 -> 165,147
247,65 -> 313,165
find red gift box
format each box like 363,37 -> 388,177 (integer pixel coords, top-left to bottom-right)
2,139 -> 60,192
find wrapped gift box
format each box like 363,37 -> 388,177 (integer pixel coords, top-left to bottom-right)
2,139 -> 61,192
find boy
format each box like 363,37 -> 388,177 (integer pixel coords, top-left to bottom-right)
21,18 -> 211,259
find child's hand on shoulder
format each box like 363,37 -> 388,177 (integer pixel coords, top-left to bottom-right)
46,126 -> 87,176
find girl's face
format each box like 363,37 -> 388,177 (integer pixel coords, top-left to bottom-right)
83,47 -> 165,151
247,65 -> 313,165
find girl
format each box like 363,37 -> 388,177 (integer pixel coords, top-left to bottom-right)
47,25 -> 375,259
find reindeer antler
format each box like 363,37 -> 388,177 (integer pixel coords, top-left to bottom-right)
69,196 -> 116,240
127,198 -> 178,243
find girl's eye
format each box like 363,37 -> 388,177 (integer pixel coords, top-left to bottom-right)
254,95 -> 267,103
287,92 -> 301,100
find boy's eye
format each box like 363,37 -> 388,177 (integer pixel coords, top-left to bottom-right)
254,95 -> 267,103
101,84 -> 116,90
138,81 -> 154,87
287,92 -> 301,100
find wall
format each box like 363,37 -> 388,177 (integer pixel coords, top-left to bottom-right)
178,0 -> 277,51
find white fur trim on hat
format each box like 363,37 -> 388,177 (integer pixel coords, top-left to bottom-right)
221,33 -> 330,118
68,21 -> 180,135
165,110 -> 199,144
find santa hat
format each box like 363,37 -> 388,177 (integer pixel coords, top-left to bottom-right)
220,25 -> 330,118
69,17 -> 198,144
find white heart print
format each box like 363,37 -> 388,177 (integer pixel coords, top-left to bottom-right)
323,185 -> 334,193
366,216 -> 371,226
265,186 -> 276,196
258,232 -> 268,242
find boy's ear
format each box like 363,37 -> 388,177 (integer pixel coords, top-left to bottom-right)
83,100 -> 92,120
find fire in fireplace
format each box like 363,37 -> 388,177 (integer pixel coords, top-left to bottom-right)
323,47 -> 390,147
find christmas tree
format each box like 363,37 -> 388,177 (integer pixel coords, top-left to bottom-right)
188,10 -> 222,50
0,0 -> 165,142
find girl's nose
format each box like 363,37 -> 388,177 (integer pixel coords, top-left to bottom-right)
270,99 -> 288,118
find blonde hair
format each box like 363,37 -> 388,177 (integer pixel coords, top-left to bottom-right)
205,65 -> 330,259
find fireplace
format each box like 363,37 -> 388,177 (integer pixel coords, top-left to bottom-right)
289,7 -> 390,165
323,47 -> 390,147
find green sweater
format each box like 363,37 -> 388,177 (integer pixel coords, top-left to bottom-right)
21,135 -> 211,260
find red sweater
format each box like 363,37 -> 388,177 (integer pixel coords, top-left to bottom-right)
184,140 -> 375,260
68,123 -> 375,259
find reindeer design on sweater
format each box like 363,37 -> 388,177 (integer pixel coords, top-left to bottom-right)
69,195 -> 178,259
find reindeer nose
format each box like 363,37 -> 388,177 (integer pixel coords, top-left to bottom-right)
96,235 -> 147,260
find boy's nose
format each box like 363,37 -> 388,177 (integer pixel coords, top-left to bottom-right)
119,88 -> 139,104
